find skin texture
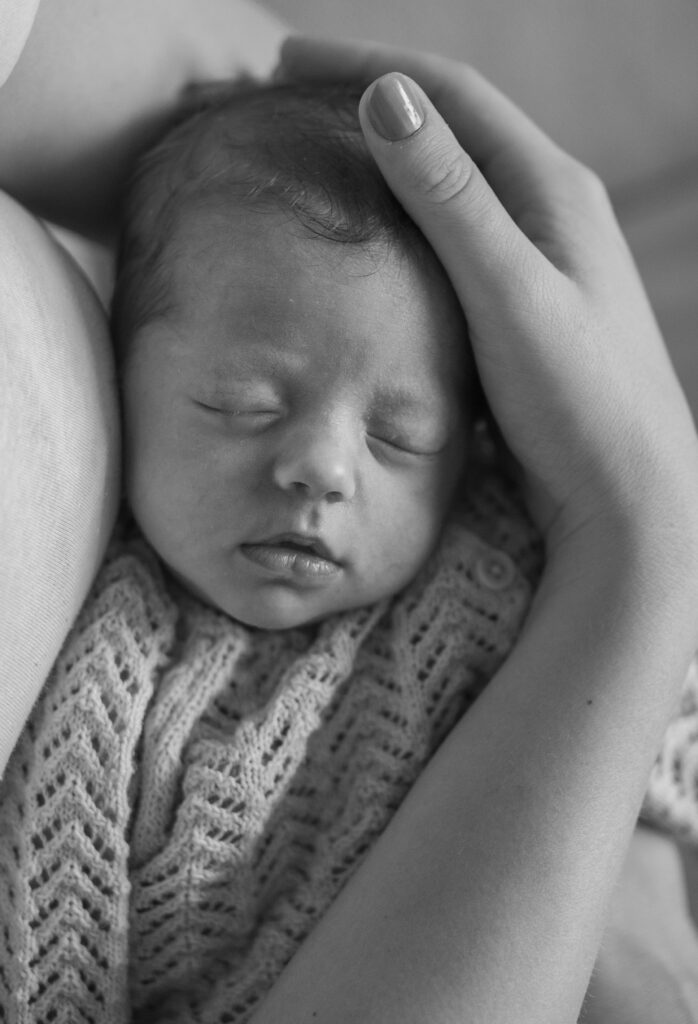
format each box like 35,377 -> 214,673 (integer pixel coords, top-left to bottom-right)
0,0 -> 286,235
122,207 -> 469,629
279,42 -> 698,551
4,12 -> 698,1020
214,39 -> 698,1024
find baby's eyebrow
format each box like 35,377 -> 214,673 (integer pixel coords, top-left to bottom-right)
207,344 -> 305,380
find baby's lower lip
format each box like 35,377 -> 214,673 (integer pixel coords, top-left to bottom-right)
239,543 -> 342,581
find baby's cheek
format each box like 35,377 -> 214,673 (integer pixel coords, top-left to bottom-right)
413,458 -> 462,526
371,488 -> 442,578
128,439 -> 202,549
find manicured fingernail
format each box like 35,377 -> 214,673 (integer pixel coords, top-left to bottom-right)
368,73 -> 425,140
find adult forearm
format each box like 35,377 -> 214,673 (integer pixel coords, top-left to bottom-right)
248,516 -> 698,1024
0,0 -> 286,236
265,35 -> 698,1024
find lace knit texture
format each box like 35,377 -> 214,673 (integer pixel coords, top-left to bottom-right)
0,472 -> 694,1023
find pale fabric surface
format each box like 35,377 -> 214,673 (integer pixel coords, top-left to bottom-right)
45,223 -> 116,309
0,190 -> 120,779
0,0 -> 39,86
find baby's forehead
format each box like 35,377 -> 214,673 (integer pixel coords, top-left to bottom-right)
167,199 -> 460,315
141,201 -> 471,399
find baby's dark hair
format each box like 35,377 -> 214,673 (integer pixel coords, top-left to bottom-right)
111,80 -> 444,360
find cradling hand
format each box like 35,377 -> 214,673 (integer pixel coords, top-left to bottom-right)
279,38 -> 698,569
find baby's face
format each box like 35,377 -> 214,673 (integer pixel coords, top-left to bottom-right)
122,207 -> 470,629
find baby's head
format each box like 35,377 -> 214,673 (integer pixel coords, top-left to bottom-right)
112,81 -> 480,629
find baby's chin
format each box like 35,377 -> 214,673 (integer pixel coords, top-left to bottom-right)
164,565 -> 374,631
229,603 -> 332,632
205,591 -> 365,632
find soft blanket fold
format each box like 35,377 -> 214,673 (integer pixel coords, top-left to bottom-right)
0,471 -> 695,1023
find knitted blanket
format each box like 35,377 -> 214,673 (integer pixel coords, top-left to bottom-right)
0,472 -> 695,1023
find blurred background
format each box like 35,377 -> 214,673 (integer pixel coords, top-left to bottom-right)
265,0 -> 698,412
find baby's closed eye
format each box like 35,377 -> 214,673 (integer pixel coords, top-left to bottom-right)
195,400 -> 280,417
366,418 -> 451,458
193,381 -> 283,423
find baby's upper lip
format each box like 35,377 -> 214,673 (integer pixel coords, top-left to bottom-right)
249,532 -> 340,564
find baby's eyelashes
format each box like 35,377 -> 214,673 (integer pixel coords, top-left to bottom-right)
365,429 -> 441,456
366,414 -> 453,458
196,401 -> 278,415
192,396 -> 452,459
194,400 -> 282,425
194,379 -> 282,415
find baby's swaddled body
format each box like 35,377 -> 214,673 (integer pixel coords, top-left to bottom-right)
1,470 -> 695,1023
0,471 -> 537,1021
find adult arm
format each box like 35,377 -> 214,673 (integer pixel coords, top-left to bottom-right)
0,0 -> 287,237
0,0 -> 39,88
239,40 -> 698,1024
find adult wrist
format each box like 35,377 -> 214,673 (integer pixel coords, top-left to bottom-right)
544,476 -> 698,621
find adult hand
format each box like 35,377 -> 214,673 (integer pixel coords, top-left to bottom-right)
279,38 -> 698,566
241,43 -> 698,1024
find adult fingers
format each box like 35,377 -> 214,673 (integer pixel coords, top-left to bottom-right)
279,35 -> 559,174
279,35 -> 619,274
355,72 -> 557,327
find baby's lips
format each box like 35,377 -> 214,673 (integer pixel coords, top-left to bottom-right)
252,532 -> 340,564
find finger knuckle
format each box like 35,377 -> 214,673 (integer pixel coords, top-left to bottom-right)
416,143 -> 474,207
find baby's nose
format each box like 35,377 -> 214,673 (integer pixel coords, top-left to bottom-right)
273,433 -> 357,502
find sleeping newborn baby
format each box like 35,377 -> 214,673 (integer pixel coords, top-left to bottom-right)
112,80 -> 485,630
0,82 -> 691,1024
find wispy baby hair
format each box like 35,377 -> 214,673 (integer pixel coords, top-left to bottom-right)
110,79 -> 434,358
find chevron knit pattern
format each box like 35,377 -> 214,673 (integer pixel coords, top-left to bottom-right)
643,657 -> 698,842
0,471 -> 694,1022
